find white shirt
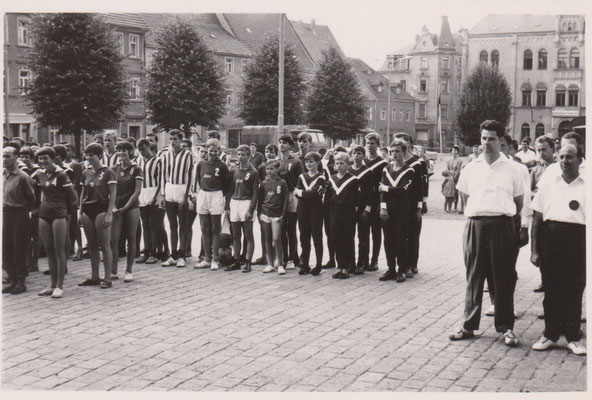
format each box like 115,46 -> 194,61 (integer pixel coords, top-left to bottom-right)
531,172 -> 585,225
538,158 -> 586,186
515,148 -> 537,164
456,153 -> 524,217
513,159 -> 532,226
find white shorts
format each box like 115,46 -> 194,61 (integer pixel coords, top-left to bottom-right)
196,190 -> 224,215
260,214 -> 282,224
287,191 -> 298,213
165,183 -> 186,204
139,187 -> 158,207
229,199 -> 254,222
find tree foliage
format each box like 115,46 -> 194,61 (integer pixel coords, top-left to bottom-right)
27,13 -> 127,155
239,35 -> 305,125
145,17 -> 226,136
456,64 -> 512,145
306,48 -> 367,140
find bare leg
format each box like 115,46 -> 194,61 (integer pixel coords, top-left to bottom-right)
39,218 -> 57,287
82,214 -> 100,280
210,215 -> 222,262
51,218 -> 68,289
95,213 -> 112,282
110,213 -> 123,275
124,209 -> 140,273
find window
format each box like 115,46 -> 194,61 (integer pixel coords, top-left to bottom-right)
441,57 -> 450,69
225,58 -> 234,75
399,109 -> 404,120
538,49 -> 547,70
377,84 -> 383,93
367,107 -> 374,120
419,103 -> 426,119
559,120 -> 571,136
567,22 -> 573,32
241,59 -> 249,75
440,78 -> 449,94
523,49 -> 533,70
441,104 -> 448,119
387,58 -> 394,69
491,50 -> 500,68
568,87 -> 579,107
555,85 -> 566,106
400,80 -> 406,92
225,90 -> 233,106
420,57 -> 428,69
129,78 -> 140,100
129,34 -> 139,58
419,79 -> 427,93
557,48 -> 568,69
17,18 -> 32,46
401,58 -> 409,70
406,109 -> 410,121
380,108 -> 387,120
479,50 -> 488,64
114,32 -> 124,55
521,123 -> 530,139
536,90 -> 546,107
570,48 -> 580,69
535,123 -> 545,137
18,68 -> 31,94
392,108 -> 397,121
522,90 -> 531,107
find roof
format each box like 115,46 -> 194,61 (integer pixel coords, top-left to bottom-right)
349,58 -> 415,102
438,16 -> 455,49
220,14 -> 317,73
102,13 -> 150,31
139,13 -> 251,56
289,20 -> 345,64
469,14 -> 558,35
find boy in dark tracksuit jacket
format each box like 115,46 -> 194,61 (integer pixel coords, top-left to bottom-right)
325,152 -> 359,279
294,152 -> 325,276
379,140 -> 415,282
349,145 -> 373,275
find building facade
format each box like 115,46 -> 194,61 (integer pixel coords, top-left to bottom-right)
466,14 -> 585,140
350,58 -> 416,145
380,16 -> 463,151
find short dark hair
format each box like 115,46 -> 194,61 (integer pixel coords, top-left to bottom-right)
265,159 -> 280,169
480,120 -> 505,138
249,143 -> 257,147
137,138 -> 151,149
534,135 -> 555,150
182,138 -> 192,147
350,145 -> 365,155
303,151 -> 321,163
19,146 -> 35,158
501,133 -> 513,146
127,137 -> 137,147
28,141 -> 40,147
36,146 -> 57,160
394,132 -> 413,145
84,143 -> 103,158
147,132 -> 159,142
278,134 -> 294,145
6,141 -> 21,152
562,131 -> 584,147
12,137 -> 25,145
389,138 -> 408,153
65,144 -> 75,152
236,144 -> 250,154
334,145 -> 347,153
168,129 -> 183,139
510,140 -> 519,151
115,140 -> 134,155
52,144 -> 67,160
450,145 -> 460,152
265,143 -> 278,154
297,132 -> 312,142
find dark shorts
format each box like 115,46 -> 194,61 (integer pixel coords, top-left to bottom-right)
82,203 -> 109,224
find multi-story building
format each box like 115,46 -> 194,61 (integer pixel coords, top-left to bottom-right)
350,58 -> 416,145
380,16 -> 464,150
465,14 -> 585,140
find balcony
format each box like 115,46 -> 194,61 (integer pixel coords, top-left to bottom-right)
552,106 -> 582,118
553,69 -> 583,80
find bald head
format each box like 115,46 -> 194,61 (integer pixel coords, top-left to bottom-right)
559,143 -> 582,178
3,146 -> 19,170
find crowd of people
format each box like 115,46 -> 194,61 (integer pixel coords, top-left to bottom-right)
2,121 -> 585,356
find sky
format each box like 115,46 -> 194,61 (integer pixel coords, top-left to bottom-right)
8,0 -> 591,70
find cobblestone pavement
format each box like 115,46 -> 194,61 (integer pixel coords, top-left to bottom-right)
2,161 -> 587,392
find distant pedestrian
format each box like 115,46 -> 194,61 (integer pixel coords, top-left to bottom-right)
249,143 -> 265,169
445,145 -> 463,212
441,170 -> 455,212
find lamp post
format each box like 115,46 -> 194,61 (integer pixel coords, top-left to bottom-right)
386,56 -> 392,144
278,14 -> 285,134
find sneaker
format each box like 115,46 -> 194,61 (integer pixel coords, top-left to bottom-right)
123,272 -> 133,282
504,329 -> 519,347
449,327 -> 475,341
161,257 -> 176,267
485,305 -> 495,316
10,281 -> 26,295
176,258 -> 186,268
51,288 -> 63,298
225,262 -> 241,272
262,265 -> 275,273
145,256 -> 158,264
532,336 -> 557,351
396,272 -> 406,283
38,287 -> 54,296
567,341 -> 587,356
136,255 -> 148,263
286,261 -> 295,270
278,266 -> 286,275
78,278 -> 101,286
211,261 -> 219,271
411,267 -> 418,275
379,270 -> 398,281
339,272 -> 350,279
43,270 -> 51,275
311,265 -> 322,276
365,262 -> 378,272
194,260 -> 210,269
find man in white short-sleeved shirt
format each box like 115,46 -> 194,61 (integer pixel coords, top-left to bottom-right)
449,120 -> 524,348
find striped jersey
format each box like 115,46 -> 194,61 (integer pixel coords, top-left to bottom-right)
102,151 -> 119,168
162,148 -> 193,186
137,154 -> 162,189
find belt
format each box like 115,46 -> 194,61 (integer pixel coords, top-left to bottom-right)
469,215 -> 511,221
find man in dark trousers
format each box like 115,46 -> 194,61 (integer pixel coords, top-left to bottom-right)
530,143 -> 586,356
449,120 -> 524,348
3,146 -> 36,294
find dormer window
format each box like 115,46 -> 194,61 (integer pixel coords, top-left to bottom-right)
377,84 -> 383,93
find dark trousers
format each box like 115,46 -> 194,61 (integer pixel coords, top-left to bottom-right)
27,213 -> 39,268
297,204 -> 323,267
540,221 -> 586,342
462,216 -> 518,332
3,207 -> 30,281
354,208 -> 370,265
330,204 -> 355,270
408,209 -> 422,269
323,203 -> 335,264
165,201 -> 189,259
281,212 -> 298,264
140,205 -> 162,257
381,206 -> 409,272
367,208 -> 382,264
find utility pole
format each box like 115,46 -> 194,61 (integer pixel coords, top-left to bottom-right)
278,14 -> 285,134
386,57 -> 391,144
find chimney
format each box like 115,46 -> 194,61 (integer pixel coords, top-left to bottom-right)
311,19 -> 315,28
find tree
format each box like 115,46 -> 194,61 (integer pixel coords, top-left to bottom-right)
455,64 -> 512,145
145,17 -> 225,137
27,13 -> 128,156
306,48 -> 367,141
239,35 -> 305,125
